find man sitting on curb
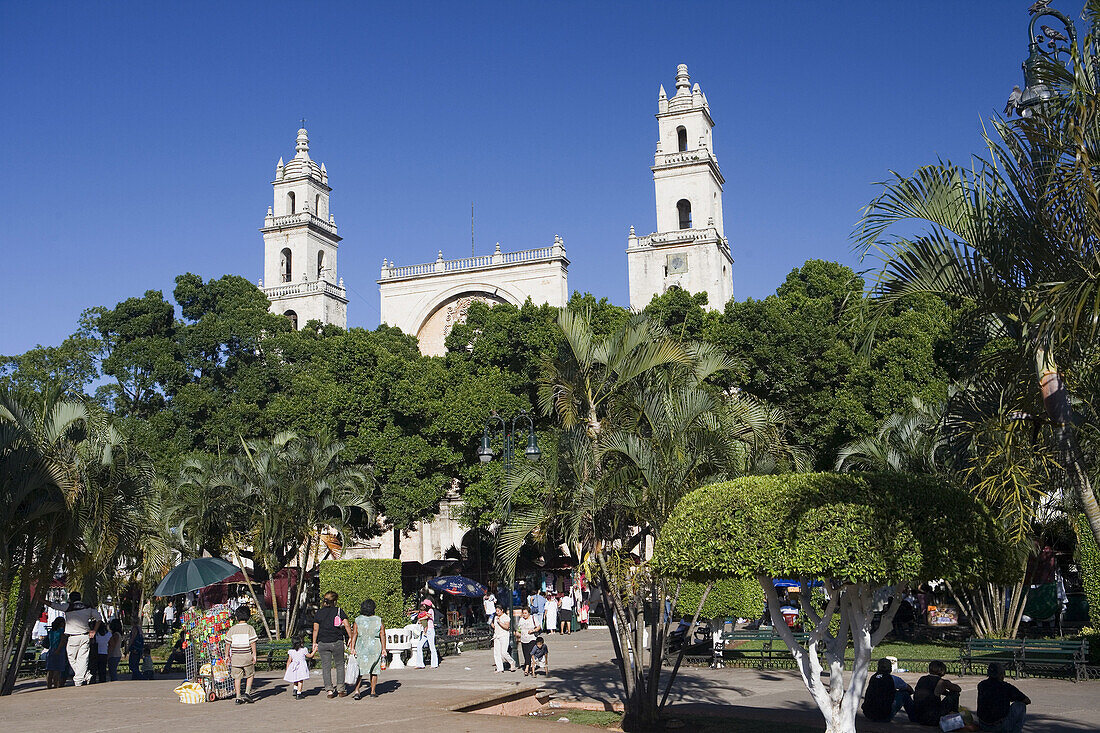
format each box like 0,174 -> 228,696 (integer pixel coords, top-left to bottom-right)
862,658 -> 913,722
976,663 -> 1030,733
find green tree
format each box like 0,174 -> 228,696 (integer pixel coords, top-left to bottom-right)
654,473 -> 1012,733
501,310 -> 803,731
854,7 -> 1100,546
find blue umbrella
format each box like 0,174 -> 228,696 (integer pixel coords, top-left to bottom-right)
427,575 -> 487,598
154,557 -> 241,596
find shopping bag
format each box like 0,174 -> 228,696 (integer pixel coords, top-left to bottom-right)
174,681 -> 206,704
939,712 -> 965,732
344,652 -> 360,684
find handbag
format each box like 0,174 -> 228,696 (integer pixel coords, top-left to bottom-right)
939,712 -> 965,732
344,651 -> 360,684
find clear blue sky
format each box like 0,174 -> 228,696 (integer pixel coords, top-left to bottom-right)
0,0 -> 1048,353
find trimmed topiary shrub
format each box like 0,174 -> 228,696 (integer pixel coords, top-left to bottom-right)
1077,514 -> 1100,627
318,559 -> 403,628
676,578 -> 764,621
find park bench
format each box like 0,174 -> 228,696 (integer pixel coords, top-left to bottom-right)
712,624 -> 811,668
960,637 -> 1089,682
254,639 -> 294,671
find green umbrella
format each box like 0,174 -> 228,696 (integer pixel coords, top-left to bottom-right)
154,557 -> 241,596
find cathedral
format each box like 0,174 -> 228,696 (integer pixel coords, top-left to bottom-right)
256,64 -> 733,561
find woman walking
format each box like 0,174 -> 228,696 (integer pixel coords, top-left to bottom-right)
45,618 -> 67,689
349,599 -> 386,699
515,607 -> 540,675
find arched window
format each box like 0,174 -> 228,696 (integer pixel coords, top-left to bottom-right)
284,310 -> 298,330
677,126 -> 687,152
317,251 -> 325,279
286,191 -> 296,214
280,247 -> 292,282
677,199 -> 692,229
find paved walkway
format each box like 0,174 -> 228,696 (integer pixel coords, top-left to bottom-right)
2,632 -> 1098,731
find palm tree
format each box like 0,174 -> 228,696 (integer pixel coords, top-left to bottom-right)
230,431 -> 375,638
836,397 -> 945,474
502,311 -> 806,731
854,12 -> 1100,545
0,385 -> 122,695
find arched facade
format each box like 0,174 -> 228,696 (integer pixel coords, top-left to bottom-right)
379,243 -> 569,357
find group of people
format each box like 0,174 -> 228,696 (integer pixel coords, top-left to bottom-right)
862,659 -> 1030,732
223,590 -> 390,704
490,606 -> 551,676
40,592 -> 128,687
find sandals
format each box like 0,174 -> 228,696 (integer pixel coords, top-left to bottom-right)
352,691 -> 364,701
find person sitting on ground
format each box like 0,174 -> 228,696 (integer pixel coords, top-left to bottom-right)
862,658 -> 914,722
530,636 -> 550,676
161,627 -> 186,674
976,662 -> 1030,733
224,605 -> 258,704
910,660 -> 962,726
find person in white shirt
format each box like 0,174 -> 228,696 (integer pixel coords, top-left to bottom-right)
558,591 -> 575,634
515,608 -> 541,675
162,601 -> 176,629
45,591 -> 102,686
483,593 -> 496,624
492,607 -> 516,672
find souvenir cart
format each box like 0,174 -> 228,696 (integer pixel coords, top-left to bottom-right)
182,605 -> 235,702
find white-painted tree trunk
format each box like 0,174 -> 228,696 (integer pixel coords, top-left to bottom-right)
758,576 -> 902,733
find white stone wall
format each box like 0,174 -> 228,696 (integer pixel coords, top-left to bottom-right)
379,245 -> 569,356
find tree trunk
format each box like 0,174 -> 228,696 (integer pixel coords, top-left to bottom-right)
231,545 -> 272,640
1036,351 -> 1100,546
287,535 -> 311,637
269,577 -> 281,639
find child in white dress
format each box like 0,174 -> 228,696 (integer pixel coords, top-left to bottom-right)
283,636 -> 314,699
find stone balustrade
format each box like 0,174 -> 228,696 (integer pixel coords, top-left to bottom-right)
381,241 -> 567,280
262,211 -> 338,234
629,226 -> 728,251
262,278 -> 346,300
654,149 -> 716,167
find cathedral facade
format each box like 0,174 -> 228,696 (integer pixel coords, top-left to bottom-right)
257,65 -> 732,562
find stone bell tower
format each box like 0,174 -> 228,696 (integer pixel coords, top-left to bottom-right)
259,126 -> 348,329
626,64 -> 733,311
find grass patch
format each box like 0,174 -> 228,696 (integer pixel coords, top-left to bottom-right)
528,710 -> 820,732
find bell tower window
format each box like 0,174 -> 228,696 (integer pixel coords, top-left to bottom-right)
677,126 -> 688,152
677,199 -> 692,229
317,251 -> 325,279
280,248 -> 292,282
284,310 -> 298,330
315,194 -> 321,217
287,191 -> 296,214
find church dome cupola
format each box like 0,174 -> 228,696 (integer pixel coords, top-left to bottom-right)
280,126 -> 324,181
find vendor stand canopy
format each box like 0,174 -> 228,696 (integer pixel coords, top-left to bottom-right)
427,575 -> 486,597
154,557 -> 240,596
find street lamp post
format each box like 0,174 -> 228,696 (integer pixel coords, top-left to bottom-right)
1011,3 -> 1077,117
478,410 -> 541,622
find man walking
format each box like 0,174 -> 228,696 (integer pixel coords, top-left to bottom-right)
312,591 -> 352,697
483,592 -> 496,625
162,600 -> 175,630
531,589 -> 546,631
46,591 -> 101,686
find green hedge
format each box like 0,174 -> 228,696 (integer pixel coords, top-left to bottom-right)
1077,515 -> 1100,627
654,473 -> 1012,585
676,578 -> 763,621
318,559 -> 403,628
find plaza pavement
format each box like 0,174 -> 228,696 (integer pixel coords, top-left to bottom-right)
1,631 -> 1098,732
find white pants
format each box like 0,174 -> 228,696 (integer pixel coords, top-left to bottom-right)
67,634 -> 91,685
422,632 -> 438,668
492,636 -> 515,672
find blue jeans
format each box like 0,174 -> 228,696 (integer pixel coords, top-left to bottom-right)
980,702 -> 1026,733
